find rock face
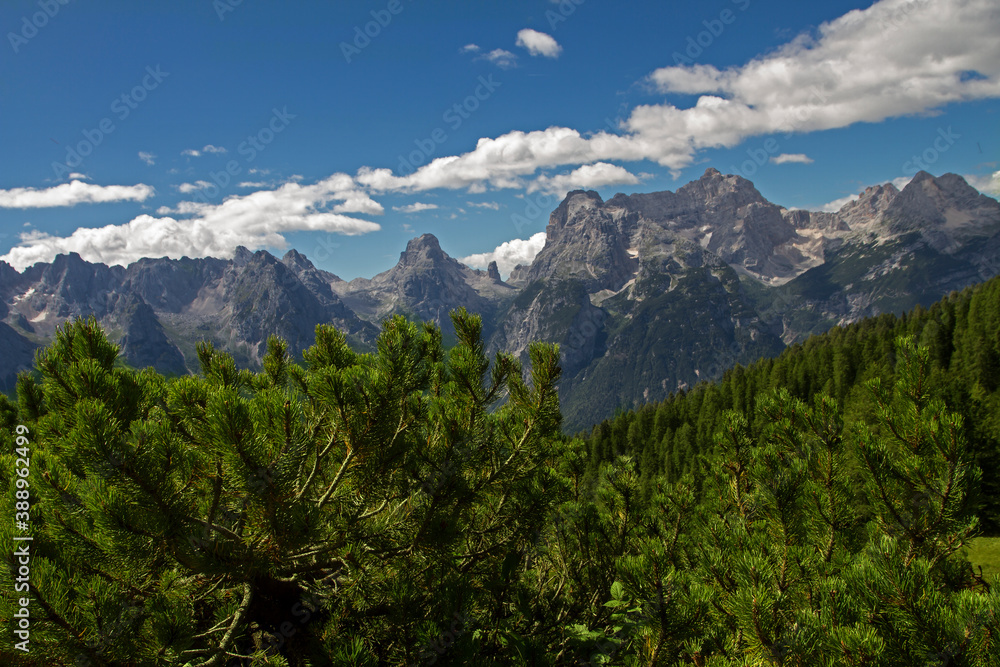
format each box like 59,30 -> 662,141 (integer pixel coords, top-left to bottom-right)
0,247 -> 379,388
2,170 -> 997,430
114,293 -> 187,376
333,233 -> 515,340
763,171 -> 1000,343
487,261 -> 502,284
489,169 -> 999,428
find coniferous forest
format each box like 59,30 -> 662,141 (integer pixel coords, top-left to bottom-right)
2,277 -> 1000,666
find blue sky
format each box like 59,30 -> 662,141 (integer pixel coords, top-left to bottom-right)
1,0 -> 998,279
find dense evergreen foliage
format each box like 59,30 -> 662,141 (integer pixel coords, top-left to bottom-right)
586,275 -> 1000,534
1,281 -> 998,665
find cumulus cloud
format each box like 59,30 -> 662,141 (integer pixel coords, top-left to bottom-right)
528,163 -> 640,196
516,29 -> 562,58
181,149 -> 201,157
965,170 -> 1000,197
482,48 -> 517,68
138,151 -> 156,166
68,172 -> 90,180
202,144 -> 227,154
771,153 -> 814,165
467,201 -> 500,210
645,0 -> 1000,140
891,176 -> 913,190
0,181 -> 155,209
461,43 -> 480,53
357,0 -> 1000,194
818,194 -> 859,213
461,232 -> 546,278
392,202 -> 439,214
177,181 -> 213,194
0,174 -> 382,271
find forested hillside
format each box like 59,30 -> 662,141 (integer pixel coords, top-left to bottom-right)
1,289 -> 998,665
585,274 -> 1000,534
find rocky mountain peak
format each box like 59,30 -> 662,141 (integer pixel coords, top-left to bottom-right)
675,168 -> 763,207
232,246 -> 254,267
487,261 -> 502,283
0,261 -> 21,296
881,172 -> 1000,251
547,190 -> 605,232
281,248 -> 313,271
837,182 -> 900,228
396,233 -> 447,268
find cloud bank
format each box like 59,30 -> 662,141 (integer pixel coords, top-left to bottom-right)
0,181 -> 155,208
1,174 -> 382,271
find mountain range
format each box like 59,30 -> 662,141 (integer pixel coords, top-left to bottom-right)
2,169 -> 998,430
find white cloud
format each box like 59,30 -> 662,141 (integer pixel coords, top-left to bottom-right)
528,163 -> 640,196
467,201 -> 500,210
461,232 -> 547,279
965,170 -> 1000,197
482,48 -> 517,68
355,127 -> 646,193
461,43 -> 480,53
68,172 -> 90,180
891,176 -> 913,190
392,202 -> 439,214
202,144 -> 227,154
515,29 -> 562,58
0,174 -> 382,271
0,181 -> 155,209
357,0 -> 1000,194
238,181 -> 270,188
176,181 -> 213,194
645,0 -> 1000,143
181,148 -> 201,157
138,151 -> 156,166
770,153 -> 814,165
819,194 -> 858,213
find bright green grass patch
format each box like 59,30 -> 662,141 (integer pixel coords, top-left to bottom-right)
965,537 -> 1000,579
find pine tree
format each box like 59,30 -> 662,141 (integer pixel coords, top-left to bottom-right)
1,311 -> 567,666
